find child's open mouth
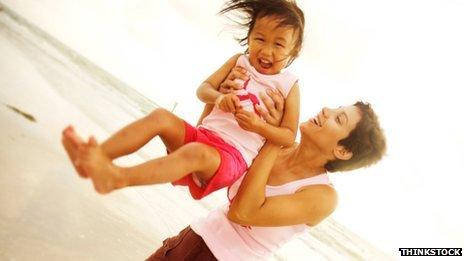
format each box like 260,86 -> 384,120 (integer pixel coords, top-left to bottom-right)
258,58 -> 273,69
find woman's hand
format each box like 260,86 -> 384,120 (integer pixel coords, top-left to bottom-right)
256,89 -> 285,127
219,66 -> 249,94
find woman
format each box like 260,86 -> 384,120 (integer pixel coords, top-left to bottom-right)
147,67 -> 387,260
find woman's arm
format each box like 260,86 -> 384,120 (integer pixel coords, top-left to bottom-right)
228,179 -> 337,227
227,86 -> 336,226
227,150 -> 337,227
227,142 -> 280,219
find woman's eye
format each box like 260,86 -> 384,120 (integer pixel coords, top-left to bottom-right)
276,43 -> 285,48
255,38 -> 264,42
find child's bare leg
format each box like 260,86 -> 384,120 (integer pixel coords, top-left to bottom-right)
101,108 -> 186,159
123,142 -> 221,185
61,125 -> 87,178
81,141 -> 221,194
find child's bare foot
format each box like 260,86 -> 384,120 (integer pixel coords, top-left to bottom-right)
61,125 -> 88,178
78,137 -> 125,194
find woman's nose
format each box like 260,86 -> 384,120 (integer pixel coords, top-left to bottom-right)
322,107 -> 329,118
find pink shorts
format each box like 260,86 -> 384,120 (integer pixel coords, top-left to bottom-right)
171,121 -> 247,200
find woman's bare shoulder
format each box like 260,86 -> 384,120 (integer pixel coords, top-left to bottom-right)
297,184 -> 338,226
297,184 -> 338,203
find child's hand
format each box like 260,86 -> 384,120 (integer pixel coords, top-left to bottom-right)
235,108 -> 264,133
219,66 -> 250,94
216,93 -> 242,113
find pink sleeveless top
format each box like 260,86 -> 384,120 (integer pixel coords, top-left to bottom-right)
199,55 -> 298,166
191,173 -> 332,260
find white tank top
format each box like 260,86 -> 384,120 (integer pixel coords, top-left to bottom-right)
191,173 -> 332,260
199,55 -> 298,166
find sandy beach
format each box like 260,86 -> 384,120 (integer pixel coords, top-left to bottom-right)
0,5 -> 394,260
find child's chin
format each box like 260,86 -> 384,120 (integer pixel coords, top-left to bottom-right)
256,66 -> 273,75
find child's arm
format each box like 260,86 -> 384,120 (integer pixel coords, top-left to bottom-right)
196,54 -> 241,105
196,104 -> 215,126
235,83 -> 300,147
196,59 -> 250,126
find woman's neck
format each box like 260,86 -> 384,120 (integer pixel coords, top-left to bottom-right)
272,143 -> 327,181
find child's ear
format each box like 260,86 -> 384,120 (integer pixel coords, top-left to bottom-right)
333,145 -> 353,161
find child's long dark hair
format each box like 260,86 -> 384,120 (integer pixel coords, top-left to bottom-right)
219,0 -> 305,66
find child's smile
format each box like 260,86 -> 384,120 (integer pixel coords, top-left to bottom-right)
248,16 -> 297,75
258,57 -> 273,69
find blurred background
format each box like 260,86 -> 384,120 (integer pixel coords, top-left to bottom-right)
1,0 -> 463,258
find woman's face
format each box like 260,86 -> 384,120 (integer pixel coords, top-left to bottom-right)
247,16 -> 296,75
300,105 -> 362,155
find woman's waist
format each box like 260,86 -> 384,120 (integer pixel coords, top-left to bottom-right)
191,207 -> 307,260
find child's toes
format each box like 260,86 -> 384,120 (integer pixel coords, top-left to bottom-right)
77,144 -> 91,157
88,136 -> 98,147
62,125 -> 71,136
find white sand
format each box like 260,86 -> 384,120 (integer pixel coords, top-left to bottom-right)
0,11 -> 210,260
0,8 -> 396,260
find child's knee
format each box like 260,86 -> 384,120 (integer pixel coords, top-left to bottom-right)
145,108 -> 178,129
147,108 -> 171,122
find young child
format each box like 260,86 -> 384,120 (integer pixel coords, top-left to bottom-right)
62,0 -> 305,199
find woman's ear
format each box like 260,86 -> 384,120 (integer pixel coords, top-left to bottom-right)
333,145 -> 353,161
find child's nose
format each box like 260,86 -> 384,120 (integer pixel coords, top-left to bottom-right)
261,44 -> 273,56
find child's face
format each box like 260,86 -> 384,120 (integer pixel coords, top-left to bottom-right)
248,16 -> 297,75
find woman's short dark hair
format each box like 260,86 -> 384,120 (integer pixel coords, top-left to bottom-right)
325,101 -> 387,172
219,0 -> 305,66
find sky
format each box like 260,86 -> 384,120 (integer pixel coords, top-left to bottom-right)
3,0 -> 464,256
